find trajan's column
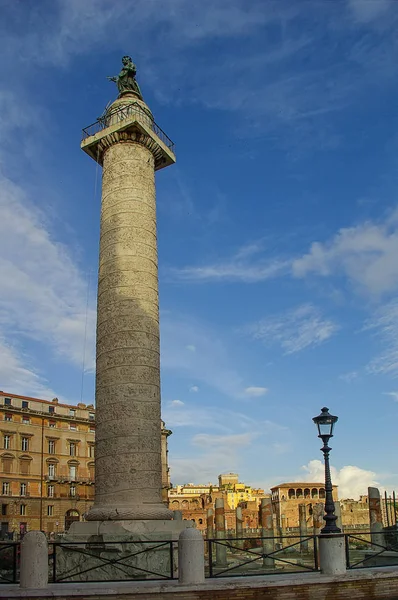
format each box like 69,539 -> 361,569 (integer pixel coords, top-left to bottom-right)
81,56 -> 175,524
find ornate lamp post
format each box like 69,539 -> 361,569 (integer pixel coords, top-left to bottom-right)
312,407 -> 341,534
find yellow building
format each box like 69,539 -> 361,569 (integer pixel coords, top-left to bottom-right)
0,391 -> 171,537
218,473 -> 266,510
168,473 -> 266,513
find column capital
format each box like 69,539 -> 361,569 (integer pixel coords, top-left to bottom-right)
81,95 -> 175,171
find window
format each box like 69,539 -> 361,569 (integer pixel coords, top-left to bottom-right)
21,437 -> 29,452
69,443 -> 76,457
20,483 -> 27,496
4,398 -> 11,406
47,485 -> 54,498
2,482 -> 10,495
3,435 -> 10,450
2,457 -> 12,474
4,414 -> 12,422
48,464 -> 56,479
22,416 -> 30,424
70,485 -> 76,497
48,406 -> 55,414
20,460 -> 30,475
49,420 -> 56,428
22,401 -> 28,409
69,465 -> 77,480
20,504 -> 26,516
69,409 -> 76,417
89,425 -> 95,433
48,440 -> 55,454
1,504 -> 7,515
70,423 -> 77,431
47,505 -> 54,516
88,445 -> 94,458
89,412 -> 95,421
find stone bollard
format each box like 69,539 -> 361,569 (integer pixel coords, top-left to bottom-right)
368,487 -> 385,550
299,503 -> 308,553
20,531 -> 48,589
173,510 -> 183,521
236,506 -> 244,549
318,534 -> 346,575
260,498 -> 274,568
334,501 -> 343,532
215,498 -> 227,567
178,528 -> 205,584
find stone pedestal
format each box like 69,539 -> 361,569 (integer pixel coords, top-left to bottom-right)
319,534 -> 346,575
56,520 -> 192,582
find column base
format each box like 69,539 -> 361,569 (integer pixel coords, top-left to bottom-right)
54,520 -> 194,583
85,503 -> 173,521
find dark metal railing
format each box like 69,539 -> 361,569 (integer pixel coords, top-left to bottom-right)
82,103 -> 175,153
49,539 -> 176,583
345,531 -> 398,569
205,535 -> 318,578
0,542 -> 19,584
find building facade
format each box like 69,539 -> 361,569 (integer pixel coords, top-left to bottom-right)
168,474 -> 268,531
0,391 -> 171,537
271,482 -> 338,529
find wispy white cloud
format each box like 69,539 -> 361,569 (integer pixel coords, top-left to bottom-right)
170,430 -> 259,485
243,386 -> 268,398
170,242 -> 289,283
293,215 -> 398,297
366,300 -> 398,377
244,304 -> 338,354
0,339 -> 57,399
189,385 -> 199,393
161,314 -> 256,398
339,371 -> 359,383
0,174 -> 96,394
186,345 -> 196,352
192,432 -> 258,449
384,391 -> 398,402
169,400 -> 185,407
347,0 -> 391,23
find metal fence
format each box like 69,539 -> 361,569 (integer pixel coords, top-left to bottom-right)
205,535 -> 318,578
345,531 -> 398,569
0,542 -> 19,584
82,102 -> 175,153
48,539 -> 176,583
5,532 -> 398,585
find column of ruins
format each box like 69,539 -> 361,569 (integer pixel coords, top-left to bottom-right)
368,487 -> 385,549
235,506 -> 244,549
298,503 -> 308,552
206,508 -> 214,540
215,498 -> 227,567
260,498 -> 274,568
334,500 -> 343,532
312,503 -> 324,536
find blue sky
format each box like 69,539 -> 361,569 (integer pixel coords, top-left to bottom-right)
1,0 -> 398,498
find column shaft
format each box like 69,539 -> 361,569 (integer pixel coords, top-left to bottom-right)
88,141 -> 171,521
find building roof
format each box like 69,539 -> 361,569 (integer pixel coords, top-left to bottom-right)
271,482 -> 337,490
0,390 -> 95,410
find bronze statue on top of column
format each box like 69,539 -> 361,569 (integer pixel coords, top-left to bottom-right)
108,56 -> 143,99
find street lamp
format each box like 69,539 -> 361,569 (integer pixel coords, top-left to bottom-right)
312,407 -> 341,534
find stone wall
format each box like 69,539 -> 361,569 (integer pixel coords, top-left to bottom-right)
6,569 -> 398,599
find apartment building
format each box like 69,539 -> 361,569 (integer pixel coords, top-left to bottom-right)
0,391 -> 171,537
